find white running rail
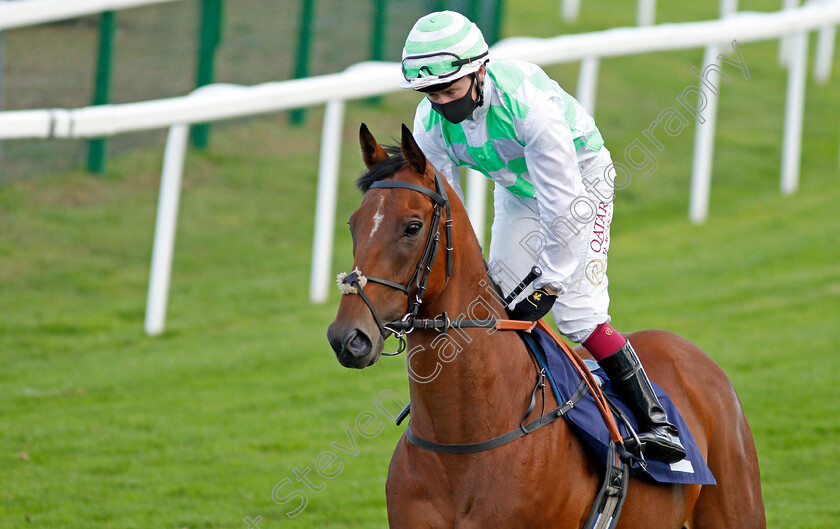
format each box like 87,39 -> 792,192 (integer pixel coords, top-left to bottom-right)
1,3 -> 838,334
0,0 -> 180,31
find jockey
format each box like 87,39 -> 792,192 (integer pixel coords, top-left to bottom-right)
401,11 -> 686,464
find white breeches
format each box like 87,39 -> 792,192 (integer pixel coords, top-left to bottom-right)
487,148 -> 615,343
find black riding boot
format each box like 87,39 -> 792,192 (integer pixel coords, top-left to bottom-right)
598,341 -> 687,464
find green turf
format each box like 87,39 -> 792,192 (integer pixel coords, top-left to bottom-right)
2,2 -> 840,528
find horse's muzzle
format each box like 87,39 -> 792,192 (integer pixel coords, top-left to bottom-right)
327,324 -> 380,368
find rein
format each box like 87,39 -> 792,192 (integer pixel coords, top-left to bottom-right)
387,314 -> 538,332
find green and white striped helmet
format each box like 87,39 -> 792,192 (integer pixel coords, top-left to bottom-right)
401,11 -> 489,90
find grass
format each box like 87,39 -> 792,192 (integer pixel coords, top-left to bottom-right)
2,1 -> 840,527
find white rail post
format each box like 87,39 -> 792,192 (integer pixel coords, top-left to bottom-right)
560,0 -> 581,22
781,30 -> 808,195
0,28 -> 4,174
814,25 -> 835,83
309,99 -> 346,304
576,57 -> 600,115
689,44 -> 722,224
637,0 -> 656,26
465,169 -> 487,248
720,0 -> 738,17
145,123 -> 189,336
779,0 -> 800,66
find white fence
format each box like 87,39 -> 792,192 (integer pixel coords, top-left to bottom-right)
562,0 -> 741,26
0,0 -> 179,31
1,2 -> 839,335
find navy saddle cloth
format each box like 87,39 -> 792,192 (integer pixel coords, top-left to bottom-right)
522,329 -> 716,486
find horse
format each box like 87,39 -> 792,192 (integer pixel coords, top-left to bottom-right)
327,123 -> 766,529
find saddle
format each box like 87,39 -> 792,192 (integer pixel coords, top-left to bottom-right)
521,326 -> 716,486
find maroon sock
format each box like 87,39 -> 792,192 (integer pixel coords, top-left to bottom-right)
583,322 -> 627,361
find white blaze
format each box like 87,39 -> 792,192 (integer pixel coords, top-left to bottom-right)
369,195 -> 385,239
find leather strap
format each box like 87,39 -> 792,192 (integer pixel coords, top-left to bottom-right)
386,317 -> 537,333
370,179 -> 446,206
496,319 -> 539,331
353,279 -> 389,338
404,379 -> 588,454
365,275 -> 410,293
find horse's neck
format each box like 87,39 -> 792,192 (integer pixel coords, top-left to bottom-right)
405,248 -> 538,444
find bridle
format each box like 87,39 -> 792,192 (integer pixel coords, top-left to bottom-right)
339,169 -> 453,350
338,169 -> 538,352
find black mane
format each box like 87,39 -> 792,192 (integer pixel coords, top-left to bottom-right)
355,145 -> 407,192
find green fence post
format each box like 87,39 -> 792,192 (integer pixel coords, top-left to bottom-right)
192,0 -> 224,149
367,0 -> 387,105
87,10 -> 116,174
476,0 -> 504,45
290,0 -> 315,125
465,0 -> 479,22
370,0 -> 387,62
490,0 -> 504,45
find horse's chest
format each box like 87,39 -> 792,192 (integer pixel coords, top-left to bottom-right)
387,441 -> 591,529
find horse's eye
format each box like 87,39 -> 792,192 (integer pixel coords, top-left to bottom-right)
404,221 -> 423,237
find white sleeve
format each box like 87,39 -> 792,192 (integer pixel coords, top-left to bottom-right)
521,93 -> 588,293
412,111 -> 465,202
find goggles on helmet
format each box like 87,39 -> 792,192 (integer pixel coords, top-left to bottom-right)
401,50 -> 489,83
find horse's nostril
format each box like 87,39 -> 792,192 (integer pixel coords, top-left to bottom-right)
327,325 -> 345,355
345,329 -> 372,357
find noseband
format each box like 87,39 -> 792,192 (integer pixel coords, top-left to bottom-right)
339,170 -> 453,347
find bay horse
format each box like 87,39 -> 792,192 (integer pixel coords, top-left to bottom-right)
327,123 -> 765,529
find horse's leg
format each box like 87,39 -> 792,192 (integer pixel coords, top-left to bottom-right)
613,480 -> 699,529
386,439 -> 452,529
688,395 -> 766,528
625,331 -> 766,529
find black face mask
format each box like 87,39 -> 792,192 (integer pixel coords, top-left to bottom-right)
431,75 -> 480,124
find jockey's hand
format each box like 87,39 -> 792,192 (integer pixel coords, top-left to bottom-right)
509,288 -> 557,321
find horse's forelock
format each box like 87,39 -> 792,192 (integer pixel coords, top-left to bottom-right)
355,145 -> 407,193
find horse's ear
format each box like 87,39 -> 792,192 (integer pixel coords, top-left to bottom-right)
359,123 -> 389,168
400,123 -> 428,177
